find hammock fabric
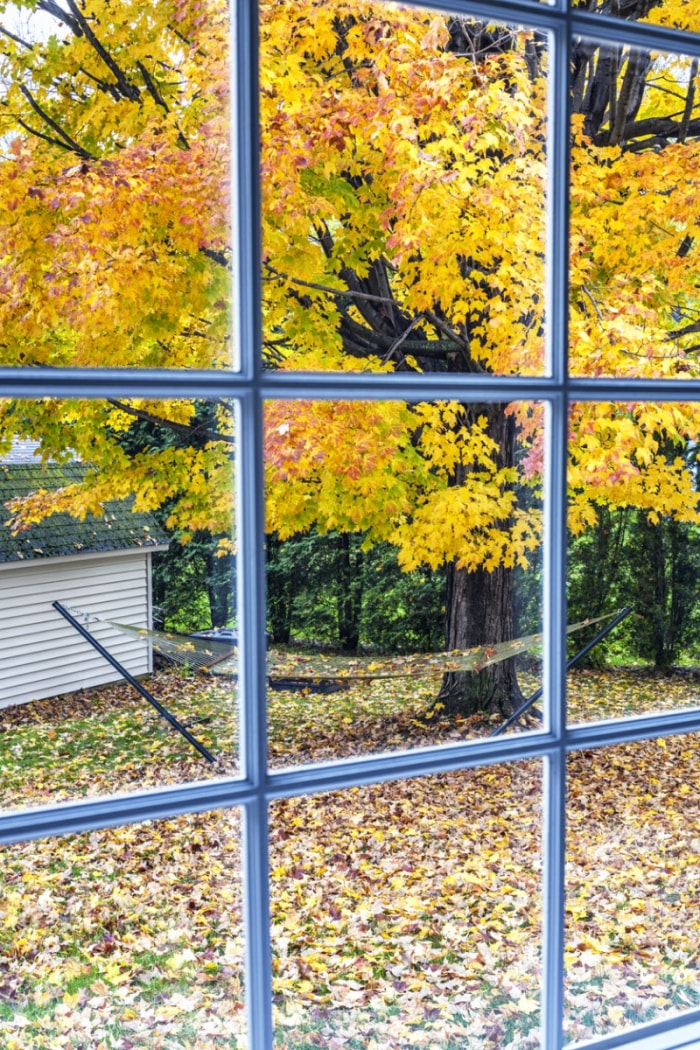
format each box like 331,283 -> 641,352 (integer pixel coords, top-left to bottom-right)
61,607 -> 621,685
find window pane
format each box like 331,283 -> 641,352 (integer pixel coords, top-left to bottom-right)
567,401 -> 700,725
566,736 -> 700,1043
570,41 -> 700,378
0,1 -> 231,369
0,400 -> 238,809
266,399 -> 544,768
578,0 -> 700,33
0,810 -> 245,1047
270,763 -> 542,1047
260,2 -> 547,375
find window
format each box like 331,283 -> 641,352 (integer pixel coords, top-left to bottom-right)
2,1 -> 700,1048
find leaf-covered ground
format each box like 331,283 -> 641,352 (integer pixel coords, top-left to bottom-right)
1,667 -> 700,1047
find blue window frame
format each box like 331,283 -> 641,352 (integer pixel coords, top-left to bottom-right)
3,1 -> 700,1048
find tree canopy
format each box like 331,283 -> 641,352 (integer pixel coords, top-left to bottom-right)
2,0 -> 700,709
0,0 -> 233,540
262,1 -> 700,557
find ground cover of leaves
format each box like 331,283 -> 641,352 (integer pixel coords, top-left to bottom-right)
1,666 -> 700,1048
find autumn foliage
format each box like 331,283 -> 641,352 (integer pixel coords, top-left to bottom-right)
2,0 -> 700,707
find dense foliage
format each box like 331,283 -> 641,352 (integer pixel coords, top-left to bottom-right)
2,0 -> 700,708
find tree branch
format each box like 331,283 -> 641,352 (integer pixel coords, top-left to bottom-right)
380,314 -> 424,366
666,319 -> 700,340
137,60 -> 189,149
15,117 -> 75,156
0,24 -> 33,50
37,0 -> 82,37
106,399 -> 234,445
264,267 -> 398,307
19,84 -> 94,158
79,65 -> 122,102
63,0 -> 140,102
598,114 -> 700,150
679,59 -> 698,145
200,246 -> 231,268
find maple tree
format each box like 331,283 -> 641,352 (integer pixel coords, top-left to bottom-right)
262,0 -> 700,715
0,0 -> 235,541
3,0 -> 700,715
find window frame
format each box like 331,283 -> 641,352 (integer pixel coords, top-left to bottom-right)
2,1 -> 700,1048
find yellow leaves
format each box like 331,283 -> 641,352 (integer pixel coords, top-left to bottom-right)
0,0 -> 230,370
165,948 -> 197,972
517,994 -> 539,1014
420,17 -> 450,52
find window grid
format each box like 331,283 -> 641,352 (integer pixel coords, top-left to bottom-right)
0,2 -> 699,1049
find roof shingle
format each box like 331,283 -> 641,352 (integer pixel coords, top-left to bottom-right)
0,459 -> 170,563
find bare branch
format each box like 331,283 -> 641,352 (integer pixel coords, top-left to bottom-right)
380,314 -> 424,366
0,24 -> 33,50
263,267 -> 397,307
37,0 -> 82,37
581,285 -> 605,326
106,399 -> 234,445
18,85 -> 95,160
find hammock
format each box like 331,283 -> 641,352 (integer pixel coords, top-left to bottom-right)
60,607 -> 622,685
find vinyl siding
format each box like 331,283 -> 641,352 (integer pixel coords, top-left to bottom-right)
0,552 -> 154,709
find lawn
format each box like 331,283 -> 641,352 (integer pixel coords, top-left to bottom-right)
1,665 -> 700,1048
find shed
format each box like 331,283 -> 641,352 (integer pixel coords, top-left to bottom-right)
0,440 -> 170,710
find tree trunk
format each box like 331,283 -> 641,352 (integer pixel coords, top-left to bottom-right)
266,533 -> 294,645
435,403 -> 526,718
435,559 -> 526,717
207,547 -> 234,628
336,532 -> 363,652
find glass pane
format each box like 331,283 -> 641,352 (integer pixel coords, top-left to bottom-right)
0,1 -> 231,368
0,399 -> 238,810
577,0 -> 700,33
270,763 -> 542,1047
571,41 -> 700,378
260,2 -> 547,375
0,810 -> 245,1048
566,736 -> 700,1043
266,399 -> 544,768
567,401 -> 700,725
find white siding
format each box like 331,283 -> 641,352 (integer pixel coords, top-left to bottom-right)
0,552 -> 155,709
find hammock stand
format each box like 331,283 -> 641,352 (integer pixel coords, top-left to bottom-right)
53,601 -> 216,764
490,605 -> 634,737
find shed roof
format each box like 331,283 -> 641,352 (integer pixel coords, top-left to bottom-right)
0,457 -> 170,564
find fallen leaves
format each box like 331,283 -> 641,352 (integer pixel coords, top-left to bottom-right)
2,667 -> 700,1047
269,763 -> 542,1048
0,813 -> 246,1049
565,732 -> 700,1042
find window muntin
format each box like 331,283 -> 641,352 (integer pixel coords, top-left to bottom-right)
0,3 -> 699,1050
